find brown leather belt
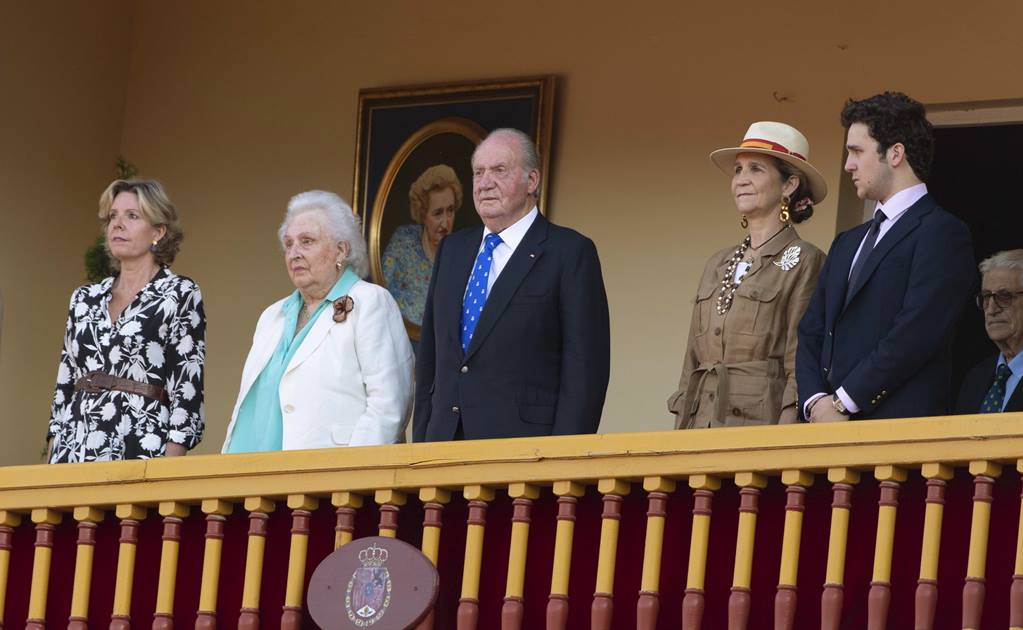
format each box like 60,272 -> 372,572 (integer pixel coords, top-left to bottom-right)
74,370 -> 170,405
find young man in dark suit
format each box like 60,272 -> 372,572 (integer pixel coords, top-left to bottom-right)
413,128 -> 610,442
956,250 -> 1023,414
797,92 -> 975,422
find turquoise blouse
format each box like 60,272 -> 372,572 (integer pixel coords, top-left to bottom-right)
226,269 -> 359,453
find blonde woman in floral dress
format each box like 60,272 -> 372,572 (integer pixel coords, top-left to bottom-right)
47,179 -> 205,462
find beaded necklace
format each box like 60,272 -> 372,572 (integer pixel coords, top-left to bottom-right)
716,224 -> 791,315
716,236 -> 752,315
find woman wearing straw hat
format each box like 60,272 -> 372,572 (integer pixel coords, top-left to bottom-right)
668,122 -> 827,428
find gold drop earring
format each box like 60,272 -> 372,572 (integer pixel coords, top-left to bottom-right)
779,196 -> 791,223
740,214 -> 749,229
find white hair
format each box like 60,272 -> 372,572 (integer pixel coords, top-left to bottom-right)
278,190 -> 369,278
473,128 -> 542,197
979,249 -> 1023,280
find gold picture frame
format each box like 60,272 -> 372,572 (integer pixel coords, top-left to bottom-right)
353,76 -> 556,341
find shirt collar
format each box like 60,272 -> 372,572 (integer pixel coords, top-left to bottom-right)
999,351 -> 1023,375
875,183 -> 928,222
284,267 -> 359,313
482,206 -> 538,250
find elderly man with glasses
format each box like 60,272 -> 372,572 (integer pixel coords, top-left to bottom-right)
956,249 -> 1023,414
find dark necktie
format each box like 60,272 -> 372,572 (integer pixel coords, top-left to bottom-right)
461,233 -> 503,353
845,209 -> 886,306
980,363 -> 1012,413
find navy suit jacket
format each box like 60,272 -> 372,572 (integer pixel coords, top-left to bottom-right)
955,353 -> 1023,414
796,194 -> 975,419
413,213 -> 611,442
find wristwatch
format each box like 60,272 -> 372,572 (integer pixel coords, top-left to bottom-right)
832,395 -> 849,415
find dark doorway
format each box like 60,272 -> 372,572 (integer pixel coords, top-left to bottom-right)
928,123 -> 1023,399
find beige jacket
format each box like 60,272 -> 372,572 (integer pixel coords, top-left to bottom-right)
669,227 -> 825,428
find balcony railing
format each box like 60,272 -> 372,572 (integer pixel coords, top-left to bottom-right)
1,413 -> 1022,629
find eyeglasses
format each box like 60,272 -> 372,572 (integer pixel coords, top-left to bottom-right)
976,290 -> 1023,310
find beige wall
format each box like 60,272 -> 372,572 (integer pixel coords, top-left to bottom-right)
0,2 -> 133,464
2,1 -> 1021,462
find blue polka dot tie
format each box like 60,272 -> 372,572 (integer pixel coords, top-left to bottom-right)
980,363 -> 1012,413
461,233 -> 503,353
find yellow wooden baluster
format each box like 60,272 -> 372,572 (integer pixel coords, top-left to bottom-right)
109,504 -> 146,630
592,478 -> 630,630
375,489 -> 406,538
915,462 -> 953,630
867,465 -> 907,630
332,491 -> 362,549
1013,459 -> 1023,630
729,472 -> 767,630
281,494 -> 318,630
775,470 -> 814,629
419,487 -> 451,565
196,499 -> 233,629
502,482 -> 539,629
0,510 -> 22,625
963,460 -> 1001,630
417,487 -> 451,630
152,502 -> 189,629
458,484 -> 494,630
27,508 -> 62,630
67,507 -> 104,629
547,480 -> 586,630
238,497 -> 275,630
821,467 -> 860,630
637,476 -> 676,630
682,474 -> 720,630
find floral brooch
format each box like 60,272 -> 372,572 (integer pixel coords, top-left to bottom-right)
773,245 -> 801,271
332,296 -> 354,322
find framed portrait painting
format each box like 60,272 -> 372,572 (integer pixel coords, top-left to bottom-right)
353,76 -> 556,341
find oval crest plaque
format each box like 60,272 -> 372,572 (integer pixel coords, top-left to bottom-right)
308,536 -> 439,630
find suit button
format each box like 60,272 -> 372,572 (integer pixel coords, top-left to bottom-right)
451,406 -> 460,413
750,291 -> 759,299
460,366 -> 469,374
714,327 -> 722,336
708,393 -> 715,401
828,331 -> 833,337
823,367 -> 829,373
283,404 -> 295,413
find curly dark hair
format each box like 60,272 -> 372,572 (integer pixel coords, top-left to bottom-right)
771,157 -> 814,224
840,91 -> 934,182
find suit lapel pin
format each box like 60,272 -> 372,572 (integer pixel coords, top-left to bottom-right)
774,245 -> 801,271
332,295 -> 354,322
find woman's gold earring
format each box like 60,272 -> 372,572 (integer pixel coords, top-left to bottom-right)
779,196 -> 791,223
740,214 -> 749,229
150,239 -> 158,253
335,261 -> 343,271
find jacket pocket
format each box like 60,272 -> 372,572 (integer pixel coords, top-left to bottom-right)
519,405 -> 555,425
733,282 -> 781,335
693,285 -> 716,335
330,422 -> 354,446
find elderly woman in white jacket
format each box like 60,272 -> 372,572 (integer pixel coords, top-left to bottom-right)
223,191 -> 413,452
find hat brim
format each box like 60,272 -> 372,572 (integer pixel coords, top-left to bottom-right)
709,147 -> 828,204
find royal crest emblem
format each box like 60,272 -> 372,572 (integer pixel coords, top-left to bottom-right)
345,544 -> 392,627
773,245 -> 801,271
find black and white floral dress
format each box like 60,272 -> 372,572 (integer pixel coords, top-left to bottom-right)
48,267 -> 206,463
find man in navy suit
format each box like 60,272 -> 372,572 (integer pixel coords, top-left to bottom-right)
955,250 -> 1023,414
413,128 -> 610,442
797,92 -> 975,422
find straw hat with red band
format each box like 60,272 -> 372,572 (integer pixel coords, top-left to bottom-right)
710,121 -> 828,204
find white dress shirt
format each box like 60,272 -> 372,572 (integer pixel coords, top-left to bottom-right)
469,206 -> 538,295
806,184 -> 928,418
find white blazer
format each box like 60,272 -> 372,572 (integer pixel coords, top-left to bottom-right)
222,280 -> 414,452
